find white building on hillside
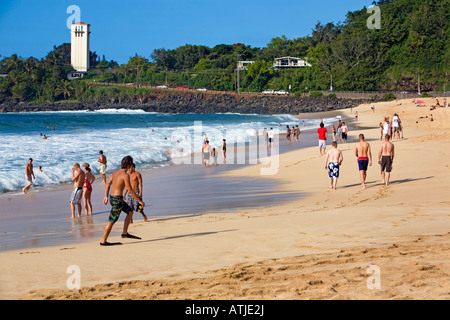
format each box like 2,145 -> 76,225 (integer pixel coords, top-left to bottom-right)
237,61 -> 254,70
273,57 -> 311,69
71,22 -> 91,72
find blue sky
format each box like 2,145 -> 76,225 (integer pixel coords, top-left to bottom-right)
0,0 -> 371,64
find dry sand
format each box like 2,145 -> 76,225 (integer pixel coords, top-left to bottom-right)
0,97 -> 449,300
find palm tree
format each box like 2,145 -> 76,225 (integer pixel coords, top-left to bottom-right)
55,80 -> 73,100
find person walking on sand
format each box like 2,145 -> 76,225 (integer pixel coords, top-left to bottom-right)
202,140 -> 212,167
379,122 -> 384,141
317,123 -> 328,155
82,163 -> 95,216
331,125 -> 337,142
70,163 -> 85,218
391,113 -> 400,140
100,156 -> 145,246
268,128 -> 275,149
98,150 -> 107,184
355,134 -> 372,190
295,125 -> 300,142
383,117 -> 390,138
124,163 -> 148,223
263,128 -> 268,147
337,120 -> 343,144
325,141 -> 343,190
286,125 -> 291,143
341,122 -> 349,144
378,134 -> 395,186
222,139 -> 227,163
22,158 -> 35,194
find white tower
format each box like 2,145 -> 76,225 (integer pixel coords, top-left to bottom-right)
71,22 -> 90,72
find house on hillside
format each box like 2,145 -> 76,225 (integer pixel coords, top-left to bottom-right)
67,71 -> 85,80
237,61 -> 255,70
273,57 -> 311,70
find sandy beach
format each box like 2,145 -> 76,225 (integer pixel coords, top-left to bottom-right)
0,97 -> 449,300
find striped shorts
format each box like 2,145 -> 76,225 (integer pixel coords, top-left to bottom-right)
70,187 -> 83,205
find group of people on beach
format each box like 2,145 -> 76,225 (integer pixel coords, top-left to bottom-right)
201,133 -> 226,167
69,153 -> 148,246
68,150 -> 109,218
263,128 -> 275,148
201,127 -> 280,167
22,150 -> 148,245
285,125 -> 301,143
321,116 -> 395,190
379,113 -> 403,141
21,111 -> 400,246
319,119 -> 349,157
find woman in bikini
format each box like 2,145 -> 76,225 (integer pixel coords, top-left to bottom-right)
82,163 -> 96,216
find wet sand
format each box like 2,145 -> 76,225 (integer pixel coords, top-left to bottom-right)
0,161 -> 301,252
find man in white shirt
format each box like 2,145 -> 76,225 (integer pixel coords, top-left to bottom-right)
391,113 -> 400,140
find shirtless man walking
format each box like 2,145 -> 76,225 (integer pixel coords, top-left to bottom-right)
355,134 -> 372,189
202,140 -> 212,167
22,158 -> 35,194
378,134 -> 395,186
100,156 -> 145,246
125,163 -> 148,222
324,141 -> 344,189
98,150 -> 107,184
341,122 -> 349,144
70,163 -> 85,218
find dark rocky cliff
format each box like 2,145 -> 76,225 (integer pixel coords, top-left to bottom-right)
0,92 -> 366,114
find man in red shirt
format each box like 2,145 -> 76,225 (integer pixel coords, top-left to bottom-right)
317,123 -> 328,155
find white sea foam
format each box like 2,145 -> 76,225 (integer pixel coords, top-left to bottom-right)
0,112 -> 332,193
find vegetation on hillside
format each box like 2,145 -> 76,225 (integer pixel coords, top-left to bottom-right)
0,0 -> 448,104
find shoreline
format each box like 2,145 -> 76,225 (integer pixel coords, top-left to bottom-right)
1,97 -> 449,299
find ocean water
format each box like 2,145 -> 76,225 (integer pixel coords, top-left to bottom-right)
0,109 -> 333,194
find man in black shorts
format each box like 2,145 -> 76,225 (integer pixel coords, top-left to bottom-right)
378,134 -> 395,186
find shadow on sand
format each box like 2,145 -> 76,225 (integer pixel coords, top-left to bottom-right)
340,176 -> 434,189
122,229 -> 238,246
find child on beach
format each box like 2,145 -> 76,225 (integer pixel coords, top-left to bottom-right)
211,148 -> 218,166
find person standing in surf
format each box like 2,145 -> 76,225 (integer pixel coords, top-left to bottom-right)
22,158 -> 35,194
70,163 -> 85,218
222,139 -> 227,164
98,150 -> 107,184
82,163 -> 95,216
